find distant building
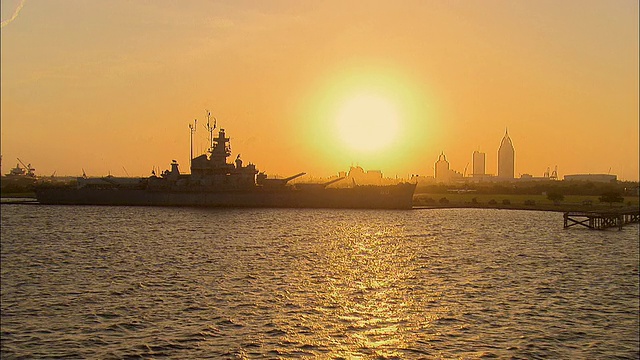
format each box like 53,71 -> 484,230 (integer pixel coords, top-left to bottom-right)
520,174 -> 554,182
466,173 -> 495,183
564,174 -> 617,183
434,152 -> 463,183
472,150 -> 485,177
411,174 -> 435,186
347,166 -> 383,185
498,129 -> 515,179
435,152 -> 451,183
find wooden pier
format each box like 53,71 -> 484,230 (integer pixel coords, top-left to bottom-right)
564,209 -> 640,230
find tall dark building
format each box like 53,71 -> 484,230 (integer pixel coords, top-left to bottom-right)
472,150 -> 485,176
498,129 -> 515,179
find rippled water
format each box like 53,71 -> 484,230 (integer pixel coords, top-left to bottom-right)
1,205 -> 638,359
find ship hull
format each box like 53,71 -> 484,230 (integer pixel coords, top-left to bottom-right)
35,183 -> 416,210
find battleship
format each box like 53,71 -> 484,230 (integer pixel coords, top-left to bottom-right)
35,118 -> 416,209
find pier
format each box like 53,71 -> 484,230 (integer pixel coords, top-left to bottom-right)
564,209 -> 640,230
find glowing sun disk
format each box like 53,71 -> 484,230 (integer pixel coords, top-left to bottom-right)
335,93 -> 400,152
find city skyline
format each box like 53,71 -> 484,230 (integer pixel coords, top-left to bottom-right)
429,130 -> 591,183
1,1 -> 638,181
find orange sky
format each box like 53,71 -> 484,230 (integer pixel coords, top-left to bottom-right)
1,0 -> 638,181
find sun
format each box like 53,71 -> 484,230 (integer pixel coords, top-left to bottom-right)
298,63 -> 437,174
334,92 -> 401,153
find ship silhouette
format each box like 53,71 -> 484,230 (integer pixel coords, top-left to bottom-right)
36,120 -> 415,209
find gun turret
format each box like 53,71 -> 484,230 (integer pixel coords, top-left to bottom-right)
282,172 -> 306,182
323,177 -> 346,187
257,172 -> 306,187
294,177 -> 346,191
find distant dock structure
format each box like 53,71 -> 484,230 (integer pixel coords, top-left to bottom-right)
564,210 -> 639,230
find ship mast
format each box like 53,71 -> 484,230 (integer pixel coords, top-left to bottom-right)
189,118 -> 197,162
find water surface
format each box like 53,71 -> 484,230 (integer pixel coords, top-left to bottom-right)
1,205 -> 638,358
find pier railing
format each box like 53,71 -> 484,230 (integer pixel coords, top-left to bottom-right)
564,209 -> 640,230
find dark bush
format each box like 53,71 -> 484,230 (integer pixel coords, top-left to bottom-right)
547,192 -> 564,204
599,192 -> 624,206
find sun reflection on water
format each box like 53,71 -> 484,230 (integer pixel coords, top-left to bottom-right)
279,220 -> 445,358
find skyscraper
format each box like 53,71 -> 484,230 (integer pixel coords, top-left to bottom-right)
498,130 -> 515,179
472,150 -> 485,177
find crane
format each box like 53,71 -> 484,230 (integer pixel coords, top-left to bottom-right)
17,158 -> 28,169
17,158 -> 35,177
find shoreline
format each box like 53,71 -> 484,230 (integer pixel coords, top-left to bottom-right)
2,198 -> 637,214
412,204 -> 640,213
2,192 -> 638,213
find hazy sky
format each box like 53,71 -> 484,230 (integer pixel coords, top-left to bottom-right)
1,0 -> 638,180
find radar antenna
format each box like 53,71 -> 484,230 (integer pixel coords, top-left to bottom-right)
204,110 -> 216,152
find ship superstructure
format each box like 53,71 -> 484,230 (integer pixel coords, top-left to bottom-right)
147,127 -> 264,191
